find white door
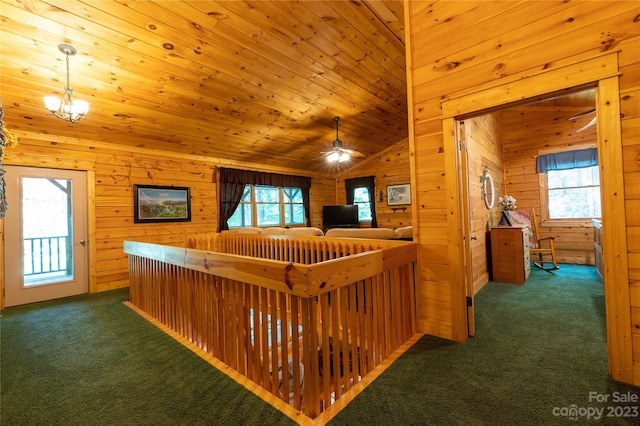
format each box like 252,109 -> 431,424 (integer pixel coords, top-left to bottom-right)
4,166 -> 88,307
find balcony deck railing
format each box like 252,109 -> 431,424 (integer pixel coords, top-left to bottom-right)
124,233 -> 417,419
23,236 -> 71,278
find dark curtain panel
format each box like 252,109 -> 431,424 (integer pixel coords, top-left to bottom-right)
536,148 -> 598,173
301,187 -> 311,225
218,183 -> 245,232
218,167 -> 312,230
344,176 -> 378,228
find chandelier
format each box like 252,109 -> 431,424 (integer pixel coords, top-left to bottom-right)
43,44 -> 89,123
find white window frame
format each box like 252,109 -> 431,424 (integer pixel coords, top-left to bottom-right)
228,184 -> 305,228
352,186 -> 373,223
539,166 -> 601,227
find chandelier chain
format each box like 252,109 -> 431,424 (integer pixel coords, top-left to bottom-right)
66,53 -> 71,92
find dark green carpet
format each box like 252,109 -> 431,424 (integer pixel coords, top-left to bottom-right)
2,265 -> 639,425
328,264 -> 640,426
0,289 -> 294,426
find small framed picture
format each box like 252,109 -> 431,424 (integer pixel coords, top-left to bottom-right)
387,184 -> 411,206
133,184 -> 191,223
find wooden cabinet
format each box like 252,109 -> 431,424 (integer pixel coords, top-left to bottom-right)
593,219 -> 603,282
491,226 -> 531,284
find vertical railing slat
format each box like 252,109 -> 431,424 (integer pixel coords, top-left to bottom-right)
279,291 -> 289,404
290,295 -> 302,410
319,292 -> 331,408
269,289 -> 279,398
260,287 -> 271,392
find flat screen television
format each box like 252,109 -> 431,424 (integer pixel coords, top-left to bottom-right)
322,205 -> 359,229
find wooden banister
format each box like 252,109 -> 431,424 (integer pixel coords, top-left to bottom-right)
125,234 -> 418,418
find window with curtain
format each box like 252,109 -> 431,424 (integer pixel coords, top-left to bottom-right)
344,176 -> 377,227
227,185 -> 252,228
537,148 -> 601,219
218,168 -> 310,231
546,166 -> 601,219
227,185 -> 306,228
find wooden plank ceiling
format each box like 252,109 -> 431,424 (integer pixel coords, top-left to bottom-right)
0,0 -> 407,174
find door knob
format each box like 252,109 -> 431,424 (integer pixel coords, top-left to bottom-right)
80,240 -> 87,246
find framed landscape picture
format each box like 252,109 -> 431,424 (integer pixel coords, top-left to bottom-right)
133,184 -> 191,223
387,184 -> 411,206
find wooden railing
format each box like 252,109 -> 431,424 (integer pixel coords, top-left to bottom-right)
23,235 -> 71,277
124,233 -> 417,418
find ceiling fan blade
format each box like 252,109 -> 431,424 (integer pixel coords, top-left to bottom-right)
342,148 -> 365,157
568,108 -> 596,121
576,116 -> 597,133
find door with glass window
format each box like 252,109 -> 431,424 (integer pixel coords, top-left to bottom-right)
3,166 -> 88,307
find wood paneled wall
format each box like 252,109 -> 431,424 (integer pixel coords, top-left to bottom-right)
309,177 -> 338,229
0,131 -> 336,302
406,0 -> 640,385
336,138 -> 412,229
502,108 -> 597,265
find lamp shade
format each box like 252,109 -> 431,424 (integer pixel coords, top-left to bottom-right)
43,96 -> 61,112
70,100 -> 89,115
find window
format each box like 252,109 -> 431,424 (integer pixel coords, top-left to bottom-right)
256,186 -> 280,226
283,187 -> 304,225
227,185 -> 252,228
344,176 -> 377,227
353,187 -> 372,222
227,185 -> 305,228
546,165 -> 601,219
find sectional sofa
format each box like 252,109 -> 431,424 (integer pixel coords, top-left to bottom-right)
226,226 -> 413,240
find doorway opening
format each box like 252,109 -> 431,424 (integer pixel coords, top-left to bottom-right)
441,52 -> 631,382
462,87 -> 598,306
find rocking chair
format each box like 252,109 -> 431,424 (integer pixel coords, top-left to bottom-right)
503,208 -> 559,271
528,208 -> 559,271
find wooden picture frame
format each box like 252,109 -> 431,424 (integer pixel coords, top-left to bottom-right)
387,184 -> 411,206
133,184 -> 191,223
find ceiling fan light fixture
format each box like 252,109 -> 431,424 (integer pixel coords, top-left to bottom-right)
324,116 -> 363,164
327,151 -> 340,162
43,44 -> 89,124
326,151 -> 351,163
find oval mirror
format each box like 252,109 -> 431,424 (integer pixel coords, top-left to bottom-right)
483,172 -> 495,209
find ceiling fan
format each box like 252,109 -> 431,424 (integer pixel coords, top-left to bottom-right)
568,108 -> 596,133
321,116 -> 365,163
